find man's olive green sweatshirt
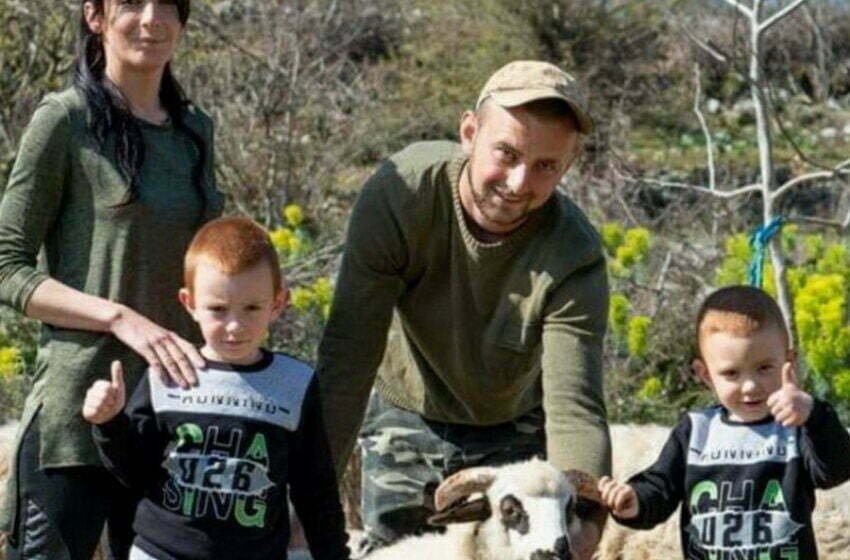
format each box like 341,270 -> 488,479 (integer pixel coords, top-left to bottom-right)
317,141 -> 611,478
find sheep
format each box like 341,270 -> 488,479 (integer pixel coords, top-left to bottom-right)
362,458 -> 602,560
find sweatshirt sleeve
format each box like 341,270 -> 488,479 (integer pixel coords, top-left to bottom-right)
0,97 -> 70,311
616,415 -> 690,529
316,163 -> 408,477
799,399 -> 850,489
92,375 -> 166,490
289,380 -> 351,560
541,256 -> 611,477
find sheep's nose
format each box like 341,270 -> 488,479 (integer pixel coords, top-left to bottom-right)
531,536 -> 570,560
554,536 -> 571,559
530,551 -> 560,560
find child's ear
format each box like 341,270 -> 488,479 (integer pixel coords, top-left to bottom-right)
692,358 -> 712,388
178,287 -> 196,315
270,287 -> 288,320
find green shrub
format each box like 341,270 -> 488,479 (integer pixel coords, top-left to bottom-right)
602,222 -> 653,278
601,223 -> 625,256
715,232 -> 850,407
609,293 -> 630,342
627,316 -> 652,359
638,376 -> 664,400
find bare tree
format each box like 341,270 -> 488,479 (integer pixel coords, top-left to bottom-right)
184,0 -> 399,229
626,0 -> 850,345
0,1 -> 76,186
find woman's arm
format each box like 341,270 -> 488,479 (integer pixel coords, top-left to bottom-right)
26,279 -> 203,387
0,97 -> 202,387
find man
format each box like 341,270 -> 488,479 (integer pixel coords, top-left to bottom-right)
317,60 -> 610,558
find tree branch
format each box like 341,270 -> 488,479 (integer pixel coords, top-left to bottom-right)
692,64 -> 716,191
649,251 -> 673,318
787,214 -> 850,232
759,0 -> 808,33
673,13 -> 729,63
772,158 -> 850,199
723,0 -> 753,19
617,170 -> 761,199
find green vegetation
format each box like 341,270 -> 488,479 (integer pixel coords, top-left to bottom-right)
1,0 -> 849,427
713,232 -> 850,407
604,221 -> 850,423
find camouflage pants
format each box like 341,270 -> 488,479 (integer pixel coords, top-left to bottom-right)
358,391 -> 545,553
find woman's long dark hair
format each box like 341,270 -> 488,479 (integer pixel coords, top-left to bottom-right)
73,0 -> 206,208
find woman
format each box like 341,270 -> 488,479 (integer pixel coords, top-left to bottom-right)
0,1 -> 223,558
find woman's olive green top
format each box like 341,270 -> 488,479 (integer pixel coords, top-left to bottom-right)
0,87 -> 223,531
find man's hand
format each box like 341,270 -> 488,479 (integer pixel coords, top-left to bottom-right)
82,360 -> 127,424
598,476 -> 639,519
767,362 -> 813,427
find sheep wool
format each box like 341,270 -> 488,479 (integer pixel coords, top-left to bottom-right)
363,459 -> 591,560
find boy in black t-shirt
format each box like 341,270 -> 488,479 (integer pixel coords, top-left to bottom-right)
83,217 -> 350,560
598,285 -> 850,559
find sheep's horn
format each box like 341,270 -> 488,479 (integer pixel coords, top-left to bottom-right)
564,469 -> 602,503
434,466 -> 498,511
428,497 -> 492,526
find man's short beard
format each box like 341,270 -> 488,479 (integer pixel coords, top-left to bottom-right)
466,162 -> 529,230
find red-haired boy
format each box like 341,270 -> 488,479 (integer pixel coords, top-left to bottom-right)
598,286 -> 850,559
82,217 -> 350,560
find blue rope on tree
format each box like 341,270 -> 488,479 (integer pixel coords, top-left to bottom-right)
748,216 -> 784,288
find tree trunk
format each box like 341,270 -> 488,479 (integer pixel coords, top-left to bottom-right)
749,1 -> 797,345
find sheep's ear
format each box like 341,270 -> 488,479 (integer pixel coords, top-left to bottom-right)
564,469 -> 602,504
434,467 -> 498,511
427,497 -> 492,526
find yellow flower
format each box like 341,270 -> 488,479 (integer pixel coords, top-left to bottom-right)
283,204 -> 304,227
638,376 -> 663,400
288,236 -> 304,255
269,227 -> 294,253
0,346 -> 22,379
608,294 -> 630,340
312,277 -> 333,307
290,287 -> 314,312
601,223 -> 625,255
627,316 -> 652,359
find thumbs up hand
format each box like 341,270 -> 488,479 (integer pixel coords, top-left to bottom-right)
766,361 -> 813,427
82,360 -> 127,425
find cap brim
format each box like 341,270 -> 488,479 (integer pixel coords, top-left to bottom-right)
489,89 -> 593,134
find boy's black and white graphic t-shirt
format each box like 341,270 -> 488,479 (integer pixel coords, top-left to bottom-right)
617,402 -> 850,560
94,351 -> 349,560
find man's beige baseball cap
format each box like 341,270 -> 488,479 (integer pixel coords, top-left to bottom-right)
476,60 -> 593,134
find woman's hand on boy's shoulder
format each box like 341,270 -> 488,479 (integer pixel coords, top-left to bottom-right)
109,304 -> 204,388
767,362 -> 814,427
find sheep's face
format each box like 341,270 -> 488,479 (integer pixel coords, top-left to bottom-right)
483,468 -> 575,560
430,459 -> 600,560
